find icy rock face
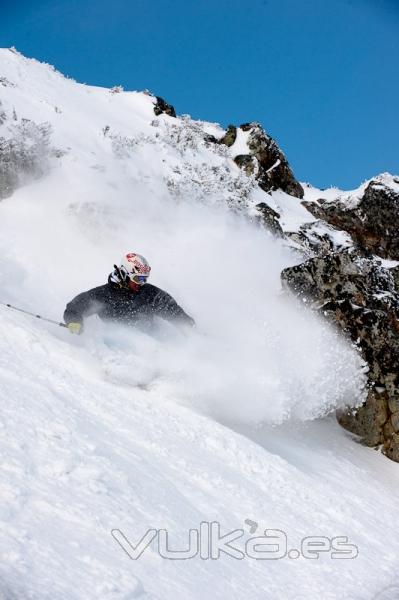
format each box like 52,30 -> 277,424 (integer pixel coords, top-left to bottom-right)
281,249 -> 399,456
303,174 -> 399,260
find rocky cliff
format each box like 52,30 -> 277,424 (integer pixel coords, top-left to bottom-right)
265,173 -> 399,460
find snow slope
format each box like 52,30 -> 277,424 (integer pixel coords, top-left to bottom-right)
0,49 -> 398,600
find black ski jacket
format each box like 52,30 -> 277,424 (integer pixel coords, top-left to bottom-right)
64,279 -> 194,328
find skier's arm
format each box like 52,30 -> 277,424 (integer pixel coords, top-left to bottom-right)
63,288 -> 101,326
153,290 -> 195,327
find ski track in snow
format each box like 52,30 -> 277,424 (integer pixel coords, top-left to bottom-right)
0,49 -> 398,600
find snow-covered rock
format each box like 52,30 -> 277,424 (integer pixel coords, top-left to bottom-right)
302,173 -> 399,260
215,122 -> 304,199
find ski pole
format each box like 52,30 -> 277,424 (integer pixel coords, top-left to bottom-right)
0,301 -> 68,328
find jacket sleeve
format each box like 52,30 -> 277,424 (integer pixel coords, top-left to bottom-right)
63,288 -> 102,325
152,290 -> 195,327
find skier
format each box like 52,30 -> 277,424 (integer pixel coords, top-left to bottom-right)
64,252 -> 194,334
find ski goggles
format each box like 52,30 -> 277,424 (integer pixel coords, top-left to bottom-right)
130,274 -> 148,284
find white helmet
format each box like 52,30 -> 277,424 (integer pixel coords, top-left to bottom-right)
113,252 -> 151,287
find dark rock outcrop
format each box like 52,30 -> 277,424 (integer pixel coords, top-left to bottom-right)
392,266 -> 399,291
153,96 -> 176,118
254,202 -> 284,237
241,122 -> 304,199
234,154 -> 257,176
338,388 -> 388,447
219,125 -> 237,147
217,121 -> 303,199
303,174 -> 399,260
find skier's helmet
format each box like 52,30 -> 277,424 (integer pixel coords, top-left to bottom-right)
119,252 -> 151,286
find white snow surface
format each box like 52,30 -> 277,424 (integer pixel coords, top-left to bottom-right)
229,127 -> 251,156
0,49 -> 398,600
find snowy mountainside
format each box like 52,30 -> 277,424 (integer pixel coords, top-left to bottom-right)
0,48 -> 398,600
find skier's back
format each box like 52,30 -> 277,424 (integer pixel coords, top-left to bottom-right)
64,252 -> 194,334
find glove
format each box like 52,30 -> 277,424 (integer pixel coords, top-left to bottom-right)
67,322 -> 83,335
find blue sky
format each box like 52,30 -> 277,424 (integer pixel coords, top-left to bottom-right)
1,0 -> 398,188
